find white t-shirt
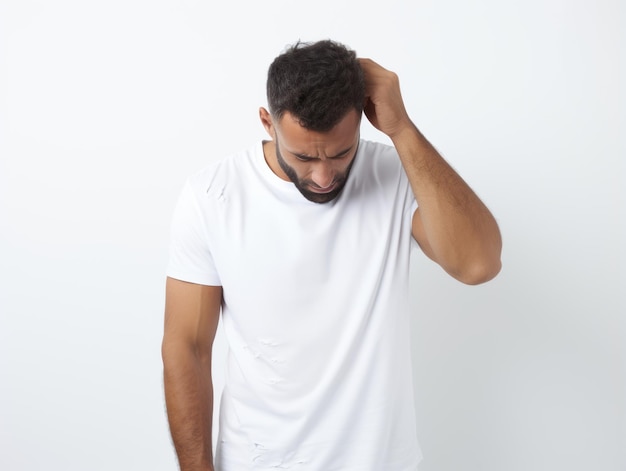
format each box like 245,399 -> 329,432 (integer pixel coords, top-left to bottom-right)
168,139 -> 422,470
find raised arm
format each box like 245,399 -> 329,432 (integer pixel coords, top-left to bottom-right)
162,278 -> 222,471
359,58 -> 502,285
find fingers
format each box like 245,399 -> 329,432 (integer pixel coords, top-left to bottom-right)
358,57 -> 386,71
358,57 -> 398,95
357,57 -> 411,138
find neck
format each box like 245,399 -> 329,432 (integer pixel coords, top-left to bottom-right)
262,140 -> 289,181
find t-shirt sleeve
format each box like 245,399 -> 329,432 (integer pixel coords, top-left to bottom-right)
402,169 -> 419,250
166,179 -> 222,286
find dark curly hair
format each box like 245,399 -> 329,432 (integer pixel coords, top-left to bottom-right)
266,40 -> 365,132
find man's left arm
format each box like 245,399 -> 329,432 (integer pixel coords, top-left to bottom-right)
359,58 -> 502,285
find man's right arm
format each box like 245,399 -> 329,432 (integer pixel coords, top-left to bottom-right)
162,277 -> 222,471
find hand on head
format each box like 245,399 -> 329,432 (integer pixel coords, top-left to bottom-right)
358,58 -> 413,139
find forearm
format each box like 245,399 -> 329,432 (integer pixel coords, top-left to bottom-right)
163,345 -> 214,471
392,123 -> 502,284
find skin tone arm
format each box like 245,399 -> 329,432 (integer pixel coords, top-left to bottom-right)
162,278 -> 222,471
359,58 -> 502,285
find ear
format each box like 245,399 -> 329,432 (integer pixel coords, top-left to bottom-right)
259,107 -> 275,137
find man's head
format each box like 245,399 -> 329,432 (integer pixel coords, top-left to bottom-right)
266,40 -> 365,131
261,40 -> 365,203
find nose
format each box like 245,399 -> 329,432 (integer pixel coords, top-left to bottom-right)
309,162 -> 335,189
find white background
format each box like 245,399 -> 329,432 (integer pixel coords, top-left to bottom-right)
0,1 -> 623,470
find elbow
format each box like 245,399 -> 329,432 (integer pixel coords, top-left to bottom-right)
454,256 -> 502,285
162,335 -> 212,370
161,337 -> 179,370
451,249 -> 502,285
455,235 -> 503,285
442,242 -> 502,285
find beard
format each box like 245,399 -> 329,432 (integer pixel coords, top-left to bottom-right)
275,140 -> 357,204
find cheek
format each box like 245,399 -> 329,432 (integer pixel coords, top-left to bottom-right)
289,160 -> 310,174
287,160 -> 312,180
335,158 -> 355,176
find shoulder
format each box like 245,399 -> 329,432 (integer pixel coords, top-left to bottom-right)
185,143 -> 260,199
358,138 -> 398,158
353,139 -> 405,181
344,139 -> 413,210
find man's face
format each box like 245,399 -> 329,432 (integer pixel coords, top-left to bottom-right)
270,110 -> 361,204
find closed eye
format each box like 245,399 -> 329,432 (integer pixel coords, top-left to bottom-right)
292,146 -> 353,162
329,150 -> 351,160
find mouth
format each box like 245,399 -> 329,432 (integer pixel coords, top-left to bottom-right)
308,182 -> 338,194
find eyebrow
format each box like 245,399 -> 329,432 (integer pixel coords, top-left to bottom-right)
292,146 -> 354,160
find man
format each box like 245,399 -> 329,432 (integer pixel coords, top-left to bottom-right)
162,40 -> 501,470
